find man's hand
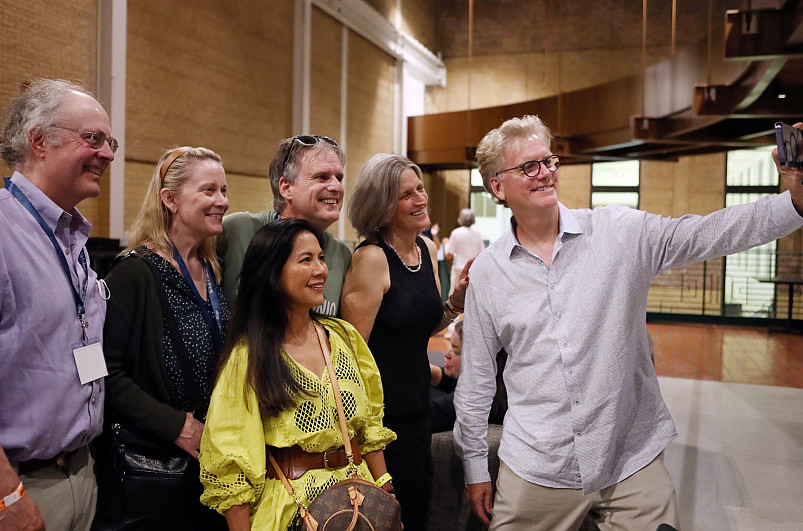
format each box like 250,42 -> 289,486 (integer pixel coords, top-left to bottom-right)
773,121 -> 803,216
0,490 -> 44,531
174,412 -> 204,459
465,482 -> 493,526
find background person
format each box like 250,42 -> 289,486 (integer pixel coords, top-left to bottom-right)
429,320 -> 507,434
445,208 -> 484,296
200,218 -> 396,530
92,147 -> 229,529
217,135 -> 351,315
455,115 -> 803,530
341,153 -> 470,530
0,78 -> 115,531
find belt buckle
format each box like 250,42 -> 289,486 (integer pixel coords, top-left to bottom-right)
323,448 -> 339,470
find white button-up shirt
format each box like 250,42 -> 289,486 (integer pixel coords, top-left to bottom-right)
454,193 -> 803,494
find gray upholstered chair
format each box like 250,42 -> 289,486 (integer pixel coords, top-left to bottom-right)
430,425 -> 599,530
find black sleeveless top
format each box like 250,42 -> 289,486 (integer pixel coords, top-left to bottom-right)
358,236 -> 443,420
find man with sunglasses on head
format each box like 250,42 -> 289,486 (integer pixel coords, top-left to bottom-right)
454,115 -> 803,531
218,135 -> 351,315
0,78 -> 117,530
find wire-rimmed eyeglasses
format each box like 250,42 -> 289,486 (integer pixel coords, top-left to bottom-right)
496,155 -> 560,178
280,135 -> 339,176
52,126 -> 118,153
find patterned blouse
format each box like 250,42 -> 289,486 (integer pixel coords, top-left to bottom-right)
147,251 -> 229,413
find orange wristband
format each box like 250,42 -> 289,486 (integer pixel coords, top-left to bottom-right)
0,482 -> 25,511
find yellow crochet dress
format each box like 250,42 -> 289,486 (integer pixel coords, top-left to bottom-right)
200,317 -> 396,529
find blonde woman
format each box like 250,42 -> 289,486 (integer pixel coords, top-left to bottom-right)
93,147 -> 229,530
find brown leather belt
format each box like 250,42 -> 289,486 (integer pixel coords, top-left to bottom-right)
266,437 -> 362,480
14,449 -> 78,475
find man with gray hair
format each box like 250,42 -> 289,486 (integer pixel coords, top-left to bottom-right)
0,78 -> 116,530
218,135 -> 351,315
454,115 -> 803,530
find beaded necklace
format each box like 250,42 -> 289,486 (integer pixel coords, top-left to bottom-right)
385,239 -> 422,273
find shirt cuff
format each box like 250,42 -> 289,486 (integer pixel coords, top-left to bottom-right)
463,457 -> 491,485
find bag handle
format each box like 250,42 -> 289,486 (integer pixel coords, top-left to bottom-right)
313,322 -> 358,477
266,320 -> 360,531
266,452 -> 319,531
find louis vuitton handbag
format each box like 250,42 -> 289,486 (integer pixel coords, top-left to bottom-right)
270,323 -> 402,531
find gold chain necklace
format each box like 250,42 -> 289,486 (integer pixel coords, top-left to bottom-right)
385,239 -> 422,273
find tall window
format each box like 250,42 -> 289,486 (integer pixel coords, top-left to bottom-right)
591,160 -> 640,208
724,146 -> 779,317
470,168 -> 511,244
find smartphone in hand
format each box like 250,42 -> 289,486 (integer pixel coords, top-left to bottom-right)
775,122 -> 803,169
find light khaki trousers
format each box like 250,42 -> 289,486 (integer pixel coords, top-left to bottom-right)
12,446 -> 97,531
490,454 -> 679,531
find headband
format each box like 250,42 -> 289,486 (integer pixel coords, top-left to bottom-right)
160,147 -> 193,181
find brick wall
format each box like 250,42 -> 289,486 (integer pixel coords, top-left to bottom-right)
0,0 -> 101,224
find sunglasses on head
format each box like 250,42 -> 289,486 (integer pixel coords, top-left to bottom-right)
280,135 -> 339,176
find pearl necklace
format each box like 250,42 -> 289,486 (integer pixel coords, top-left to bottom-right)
385,239 -> 422,273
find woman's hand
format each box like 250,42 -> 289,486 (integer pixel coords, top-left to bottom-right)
449,257 -> 474,310
174,412 -> 204,459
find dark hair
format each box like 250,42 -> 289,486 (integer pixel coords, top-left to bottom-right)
217,217 -> 326,418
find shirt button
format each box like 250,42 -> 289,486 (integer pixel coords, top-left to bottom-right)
576,432 -> 582,437
576,473 -> 581,478
557,313 -> 562,319
574,399 -> 580,405
550,285 -> 555,290
562,341 -> 568,347
568,370 -> 574,375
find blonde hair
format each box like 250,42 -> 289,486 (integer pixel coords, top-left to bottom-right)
476,115 -> 553,208
349,153 -> 423,241
124,146 -> 224,282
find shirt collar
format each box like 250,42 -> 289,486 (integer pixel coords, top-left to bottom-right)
502,202 -> 583,259
9,171 -> 91,233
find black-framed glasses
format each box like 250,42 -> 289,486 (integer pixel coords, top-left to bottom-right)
496,155 -> 560,178
280,135 -> 339,176
53,126 -> 119,153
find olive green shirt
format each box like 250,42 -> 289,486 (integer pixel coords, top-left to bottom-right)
217,210 -> 352,316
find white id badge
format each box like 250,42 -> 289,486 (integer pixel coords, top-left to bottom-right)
73,341 -> 108,384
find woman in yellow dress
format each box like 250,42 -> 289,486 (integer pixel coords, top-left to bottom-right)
199,218 -> 396,530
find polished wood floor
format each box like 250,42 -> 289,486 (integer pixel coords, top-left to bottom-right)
429,322 -> 803,389
649,322 -> 803,388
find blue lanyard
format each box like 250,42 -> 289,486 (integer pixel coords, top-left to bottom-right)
171,244 -> 223,355
5,178 -> 89,338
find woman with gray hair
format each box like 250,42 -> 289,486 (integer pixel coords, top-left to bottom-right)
445,208 -> 485,295
341,153 -> 470,530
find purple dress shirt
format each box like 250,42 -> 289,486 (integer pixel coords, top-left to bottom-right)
0,171 -> 105,461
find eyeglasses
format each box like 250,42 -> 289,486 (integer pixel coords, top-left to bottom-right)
496,155 -> 560,178
280,135 -> 339,176
53,126 -> 119,153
